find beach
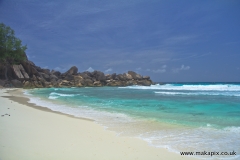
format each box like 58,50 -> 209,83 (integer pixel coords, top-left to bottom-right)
0,88 -> 196,160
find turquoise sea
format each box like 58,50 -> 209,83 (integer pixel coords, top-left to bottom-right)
26,83 -> 240,159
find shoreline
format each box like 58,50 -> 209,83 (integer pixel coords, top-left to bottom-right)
0,88 -> 196,160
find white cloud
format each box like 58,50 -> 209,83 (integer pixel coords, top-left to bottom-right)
146,65 -> 167,73
105,68 -> 113,73
172,65 -> 190,73
162,65 -> 167,68
136,67 -> 142,71
152,69 -> 166,73
86,67 -> 94,72
164,35 -> 197,46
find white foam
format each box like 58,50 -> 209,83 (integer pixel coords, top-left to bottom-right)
49,92 -> 77,97
138,126 -> 240,159
154,91 -> 240,97
120,84 -> 240,92
27,95 -> 134,124
207,123 -> 211,127
223,126 -> 240,133
48,95 -> 58,99
23,90 -> 33,96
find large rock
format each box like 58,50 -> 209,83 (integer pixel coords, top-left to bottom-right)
143,76 -> 150,80
21,60 -> 41,78
126,80 -> 135,86
62,66 -> 78,76
105,74 -> 111,80
93,81 -> 103,87
42,69 -> 50,75
39,72 -> 50,81
12,65 -> 24,79
11,79 -> 23,88
23,81 -> 34,89
59,80 -> 70,87
51,70 -> 61,77
43,81 -> 52,88
111,73 -> 117,80
49,74 -> 58,81
12,64 -> 29,80
107,80 -> 124,86
116,74 -> 126,81
92,71 -> 105,82
123,73 -> 133,80
0,64 -> 5,79
137,80 -> 152,86
73,75 -> 83,81
64,74 -> 74,81
128,71 -> 142,80
33,81 -> 43,88
0,79 -> 5,87
83,79 -> 93,86
79,72 -> 92,79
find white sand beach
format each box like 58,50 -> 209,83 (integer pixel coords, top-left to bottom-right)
0,88 -> 196,160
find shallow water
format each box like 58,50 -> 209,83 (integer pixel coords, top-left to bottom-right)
26,83 -> 240,159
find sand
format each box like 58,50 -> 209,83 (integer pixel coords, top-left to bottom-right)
0,88 -> 196,160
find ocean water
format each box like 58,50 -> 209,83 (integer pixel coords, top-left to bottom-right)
26,83 -> 240,159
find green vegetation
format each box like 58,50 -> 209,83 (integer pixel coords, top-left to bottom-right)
0,23 -> 27,80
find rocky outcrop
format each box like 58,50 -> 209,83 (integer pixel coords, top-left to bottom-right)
1,58 -> 153,88
0,79 -> 5,88
128,71 -> 142,80
12,64 -> 29,80
62,66 -> 78,77
11,79 -> 23,88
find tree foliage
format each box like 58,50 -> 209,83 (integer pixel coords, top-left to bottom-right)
0,23 -> 27,65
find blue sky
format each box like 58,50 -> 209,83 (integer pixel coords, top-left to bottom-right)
0,0 -> 240,82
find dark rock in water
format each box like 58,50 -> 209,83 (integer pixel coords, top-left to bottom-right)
11,79 -> 23,88
126,80 -> 135,86
137,80 -> 152,86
